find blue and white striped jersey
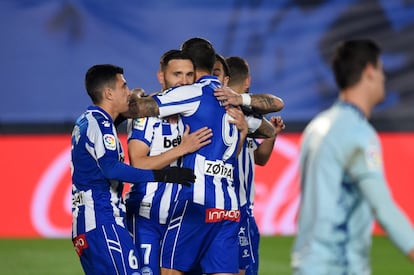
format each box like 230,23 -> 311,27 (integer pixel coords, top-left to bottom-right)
236,137 -> 259,213
292,101 -> 414,274
71,106 -> 154,238
153,76 -> 239,210
126,116 -> 184,224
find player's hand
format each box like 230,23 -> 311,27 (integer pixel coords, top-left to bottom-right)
270,116 -> 286,134
214,86 -> 242,107
153,167 -> 196,186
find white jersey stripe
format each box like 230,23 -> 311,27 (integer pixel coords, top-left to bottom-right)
193,154 -> 206,205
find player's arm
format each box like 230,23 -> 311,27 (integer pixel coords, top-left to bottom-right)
247,116 -> 275,139
96,139 -> 195,185
359,176 -> 414,260
350,142 -> 414,259
254,116 -> 285,166
129,125 -> 212,170
214,86 -> 284,114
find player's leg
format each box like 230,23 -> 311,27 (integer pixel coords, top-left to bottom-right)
244,216 -> 260,275
201,219 -> 240,275
160,200 -> 216,273
130,214 -> 166,275
74,223 -> 140,275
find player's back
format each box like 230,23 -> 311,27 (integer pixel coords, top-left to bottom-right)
154,76 -> 239,211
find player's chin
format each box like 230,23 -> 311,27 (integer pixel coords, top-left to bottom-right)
121,103 -> 130,113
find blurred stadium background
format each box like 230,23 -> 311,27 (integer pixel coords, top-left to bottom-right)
1,0 -> 413,273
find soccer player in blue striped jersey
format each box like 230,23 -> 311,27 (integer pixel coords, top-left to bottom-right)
126,38 -> 282,275
125,50 -> 212,275
226,55 -> 285,275
292,39 -> 414,274
71,64 -> 196,275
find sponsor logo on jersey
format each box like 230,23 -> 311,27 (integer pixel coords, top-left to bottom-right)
164,135 -> 182,148
103,134 -> 116,150
72,191 -> 84,207
73,234 -> 88,256
204,160 -> 233,179
205,208 -> 240,223
102,120 -> 111,127
242,248 -> 250,258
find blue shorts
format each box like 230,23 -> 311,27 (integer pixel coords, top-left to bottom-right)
126,213 -> 167,275
238,206 -> 260,275
160,200 -> 240,274
73,223 -> 140,275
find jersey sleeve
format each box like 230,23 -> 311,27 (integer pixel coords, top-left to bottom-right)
245,115 -> 262,133
127,117 -> 153,147
349,134 -> 414,254
153,85 -> 202,118
92,117 -> 155,184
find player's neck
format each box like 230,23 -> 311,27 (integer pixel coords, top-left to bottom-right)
195,70 -> 211,81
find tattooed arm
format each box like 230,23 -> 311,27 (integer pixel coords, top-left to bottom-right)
214,86 -> 284,114
250,93 -> 284,114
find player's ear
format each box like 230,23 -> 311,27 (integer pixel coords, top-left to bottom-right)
364,63 -> 377,81
103,86 -> 113,100
244,76 -> 251,91
156,70 -> 164,86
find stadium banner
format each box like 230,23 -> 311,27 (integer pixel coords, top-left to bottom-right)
1,1 -> 414,128
1,133 -> 413,238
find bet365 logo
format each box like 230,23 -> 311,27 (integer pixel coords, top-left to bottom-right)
163,136 -> 182,148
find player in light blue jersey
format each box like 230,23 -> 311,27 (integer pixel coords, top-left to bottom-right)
225,56 -> 285,275
125,50 -> 212,275
292,39 -> 414,275
71,64 -> 196,275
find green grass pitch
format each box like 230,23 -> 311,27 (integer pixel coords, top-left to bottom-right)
0,236 -> 412,274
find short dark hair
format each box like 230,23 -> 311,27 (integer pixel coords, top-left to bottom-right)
85,64 -> 123,104
159,49 -> 194,71
181,37 -> 216,73
215,53 -> 230,77
226,56 -> 250,86
332,39 -> 381,90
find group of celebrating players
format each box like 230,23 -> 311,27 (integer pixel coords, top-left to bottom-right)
71,37 -> 414,275
71,37 -> 284,275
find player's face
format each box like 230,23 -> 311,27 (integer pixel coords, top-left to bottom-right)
373,59 -> 386,104
113,73 -> 130,113
213,60 -> 229,86
161,59 -> 195,90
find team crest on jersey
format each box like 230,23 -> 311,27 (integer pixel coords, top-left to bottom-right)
365,144 -> 382,170
133,117 -> 147,130
103,134 -> 117,150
